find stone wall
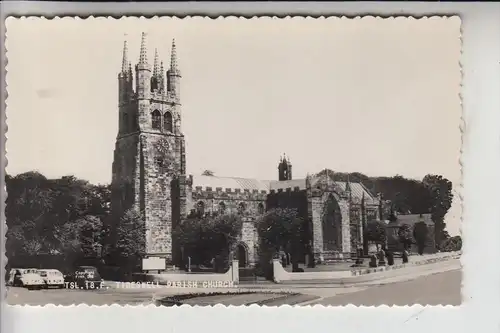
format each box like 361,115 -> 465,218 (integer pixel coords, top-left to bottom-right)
140,133 -> 185,261
308,189 -> 352,261
110,134 -> 142,244
188,187 -> 267,216
240,219 -> 257,266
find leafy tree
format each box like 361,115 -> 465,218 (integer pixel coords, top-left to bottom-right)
364,220 -> 387,249
173,212 -> 243,270
397,223 -> 414,251
202,170 -> 215,176
115,209 -> 146,257
423,175 -> 454,249
257,208 -> 304,271
413,221 -> 429,255
75,215 -> 104,258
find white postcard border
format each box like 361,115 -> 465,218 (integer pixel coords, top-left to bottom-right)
1,2 -> 500,333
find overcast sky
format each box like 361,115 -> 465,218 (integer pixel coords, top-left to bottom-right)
5,17 -> 462,234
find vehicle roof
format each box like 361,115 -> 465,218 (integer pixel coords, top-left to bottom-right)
38,269 -> 61,272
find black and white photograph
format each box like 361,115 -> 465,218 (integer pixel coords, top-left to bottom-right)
5,16 -> 462,306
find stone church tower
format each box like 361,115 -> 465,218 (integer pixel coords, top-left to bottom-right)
111,33 -> 187,263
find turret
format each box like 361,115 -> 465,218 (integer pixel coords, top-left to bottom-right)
118,39 -> 132,105
135,32 -> 151,100
167,39 -> 181,102
278,154 -> 292,181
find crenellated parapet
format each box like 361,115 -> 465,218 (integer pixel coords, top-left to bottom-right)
269,186 -> 303,194
191,186 -> 268,201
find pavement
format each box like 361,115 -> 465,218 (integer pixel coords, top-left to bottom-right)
6,259 -> 461,306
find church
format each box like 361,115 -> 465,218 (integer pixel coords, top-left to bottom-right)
111,33 -> 383,268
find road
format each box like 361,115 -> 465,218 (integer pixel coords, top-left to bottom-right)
312,269 -> 461,306
6,267 -> 461,306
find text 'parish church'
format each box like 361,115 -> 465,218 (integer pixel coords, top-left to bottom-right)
111,33 -> 383,267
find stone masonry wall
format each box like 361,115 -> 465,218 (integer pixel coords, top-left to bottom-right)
140,132 -> 184,261
310,195 -> 324,257
189,188 -> 267,216
110,134 -> 142,242
338,198 -> 351,255
308,189 -> 353,260
187,187 -> 266,266
241,220 -> 257,266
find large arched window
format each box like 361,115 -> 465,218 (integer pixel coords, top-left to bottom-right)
322,194 -> 342,251
258,203 -> 265,215
152,110 -> 161,130
218,202 -> 226,215
164,111 -> 173,132
196,201 -> 205,217
237,202 -> 246,215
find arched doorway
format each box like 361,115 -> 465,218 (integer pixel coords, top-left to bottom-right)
322,193 -> 342,251
235,243 -> 248,268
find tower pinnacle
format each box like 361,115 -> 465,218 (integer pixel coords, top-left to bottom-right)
153,48 -> 160,76
121,39 -> 129,74
139,32 -> 149,65
170,39 -> 178,72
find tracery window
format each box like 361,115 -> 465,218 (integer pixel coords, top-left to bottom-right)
152,110 -> 161,130
164,111 -> 173,132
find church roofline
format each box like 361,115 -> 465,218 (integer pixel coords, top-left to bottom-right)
189,174 -> 378,200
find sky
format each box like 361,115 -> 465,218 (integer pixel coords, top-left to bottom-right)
5,17 -> 462,235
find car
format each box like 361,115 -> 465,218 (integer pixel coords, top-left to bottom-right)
38,269 -> 65,289
64,266 -> 104,290
7,268 -> 45,290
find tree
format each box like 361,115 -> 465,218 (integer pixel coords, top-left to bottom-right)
364,220 -> 387,249
114,208 -> 146,272
423,175 -> 454,249
413,221 -> 429,255
75,215 -> 104,258
257,208 -> 304,271
397,223 -> 414,251
173,212 -> 243,270
202,170 -> 215,176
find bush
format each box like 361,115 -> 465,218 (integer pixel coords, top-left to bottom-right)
364,220 -> 387,248
397,223 -> 414,250
440,235 -> 462,252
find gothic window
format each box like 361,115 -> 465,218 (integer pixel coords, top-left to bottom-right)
238,202 -> 246,215
152,110 -> 161,130
218,202 -> 226,214
350,208 -> 360,222
196,201 -> 205,216
151,77 -> 159,92
164,111 -> 173,132
258,203 -> 265,215
322,194 -> 342,251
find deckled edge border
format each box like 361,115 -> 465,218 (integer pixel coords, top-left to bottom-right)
1,14 -> 463,309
